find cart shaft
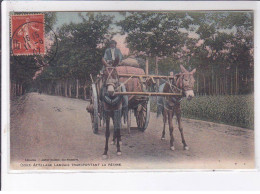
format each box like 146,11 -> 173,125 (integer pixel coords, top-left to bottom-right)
118,74 -> 174,79
114,92 -> 182,96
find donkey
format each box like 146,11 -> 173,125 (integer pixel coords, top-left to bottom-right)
101,65 -> 128,159
157,65 -> 196,151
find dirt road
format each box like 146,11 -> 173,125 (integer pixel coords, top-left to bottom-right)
10,93 -> 254,170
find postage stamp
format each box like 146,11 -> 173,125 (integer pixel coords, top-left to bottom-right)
11,14 -> 45,56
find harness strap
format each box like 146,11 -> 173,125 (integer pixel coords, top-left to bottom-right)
163,96 -> 182,112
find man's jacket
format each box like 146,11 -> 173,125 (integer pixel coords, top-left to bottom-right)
103,48 -> 123,62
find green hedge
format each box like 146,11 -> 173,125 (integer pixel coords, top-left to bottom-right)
151,95 -> 254,129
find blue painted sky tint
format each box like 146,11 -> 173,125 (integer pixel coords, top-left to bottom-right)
54,12 -> 129,54
54,12 -> 125,31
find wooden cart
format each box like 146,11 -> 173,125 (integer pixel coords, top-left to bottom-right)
88,65 -> 182,134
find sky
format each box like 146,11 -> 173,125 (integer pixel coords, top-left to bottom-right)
53,11 -> 208,56
54,12 -> 130,55
52,11 -> 247,56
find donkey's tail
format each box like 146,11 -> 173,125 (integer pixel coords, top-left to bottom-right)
157,102 -> 164,118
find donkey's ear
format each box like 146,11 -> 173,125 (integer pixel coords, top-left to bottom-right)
163,82 -> 170,92
191,68 -> 196,74
180,65 -> 188,73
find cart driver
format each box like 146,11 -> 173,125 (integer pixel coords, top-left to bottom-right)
102,40 -> 123,69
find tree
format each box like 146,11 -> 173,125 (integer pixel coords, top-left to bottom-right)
117,12 -> 192,88
118,12 -> 192,57
185,11 -> 254,95
36,13 -> 114,99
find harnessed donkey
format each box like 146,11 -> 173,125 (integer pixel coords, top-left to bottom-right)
157,65 -> 196,151
101,65 -> 128,159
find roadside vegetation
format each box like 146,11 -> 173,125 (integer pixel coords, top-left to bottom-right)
152,94 -> 254,129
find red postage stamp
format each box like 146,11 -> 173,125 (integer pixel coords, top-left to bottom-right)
11,14 -> 45,55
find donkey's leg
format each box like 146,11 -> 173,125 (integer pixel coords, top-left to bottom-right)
103,117 -> 110,159
168,110 -> 175,151
116,127 -> 121,155
111,116 -> 116,145
161,109 -> 167,140
111,129 -> 116,145
113,110 -> 122,155
127,110 -> 131,134
176,105 -> 188,150
112,119 -> 122,145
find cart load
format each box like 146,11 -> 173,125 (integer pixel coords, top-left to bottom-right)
119,56 -> 140,68
116,66 -> 145,103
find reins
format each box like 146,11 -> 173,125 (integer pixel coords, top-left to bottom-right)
163,72 -> 194,110
104,67 -> 120,91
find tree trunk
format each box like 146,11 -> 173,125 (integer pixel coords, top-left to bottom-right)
10,82 -> 12,98
209,76 -> 211,95
211,68 -> 214,95
230,72 -> 233,95
219,78 -> 222,95
56,82 -> 59,95
83,81 -> 87,100
68,80 -> 72,97
14,83 -> 17,96
11,82 -> 14,97
215,75 -> 218,95
60,82 -> 62,96
15,82 -> 17,96
223,69 -> 225,95
220,77 -> 223,95
20,83 -> 23,95
17,83 -> 20,96
221,77 -> 223,95
58,82 -> 60,96
11,82 -> 13,98
155,56 -> 159,88
57,82 -> 59,95
76,79 -> 79,99
55,84 -> 57,95
196,74 -> 199,94
64,80 -> 68,97
49,84 -> 52,94
203,74 -> 206,95
235,66 -> 238,94
219,77 -> 221,95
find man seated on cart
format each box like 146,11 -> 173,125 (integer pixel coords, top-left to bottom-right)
102,40 -> 123,69
97,40 -> 123,97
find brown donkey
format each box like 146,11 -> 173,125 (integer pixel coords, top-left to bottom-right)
157,65 -> 196,151
101,60 -> 128,159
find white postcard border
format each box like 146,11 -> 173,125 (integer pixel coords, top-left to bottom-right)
2,0 -> 260,190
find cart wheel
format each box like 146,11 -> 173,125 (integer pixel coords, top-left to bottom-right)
90,83 -> 99,134
135,97 -> 150,132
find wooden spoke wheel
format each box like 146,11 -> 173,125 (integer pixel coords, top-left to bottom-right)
90,83 -> 99,134
135,98 -> 150,132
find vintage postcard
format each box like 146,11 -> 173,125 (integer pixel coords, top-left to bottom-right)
3,2 -> 256,172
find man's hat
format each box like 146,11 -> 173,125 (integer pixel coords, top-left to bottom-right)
109,40 -> 117,45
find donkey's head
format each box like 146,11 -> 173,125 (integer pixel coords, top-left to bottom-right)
177,65 -> 196,100
103,56 -> 121,97
104,67 -> 119,97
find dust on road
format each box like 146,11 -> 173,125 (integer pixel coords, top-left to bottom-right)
10,93 -> 254,170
